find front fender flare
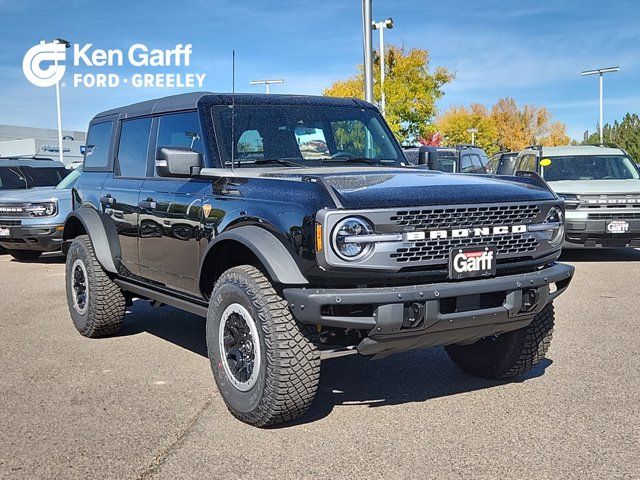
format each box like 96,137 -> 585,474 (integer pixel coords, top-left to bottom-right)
200,226 -> 309,286
64,208 -> 121,273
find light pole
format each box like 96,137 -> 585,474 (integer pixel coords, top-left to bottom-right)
580,66 -> 620,144
52,38 -> 70,165
467,127 -> 478,145
249,79 -> 284,94
361,0 -> 374,103
372,17 -> 393,116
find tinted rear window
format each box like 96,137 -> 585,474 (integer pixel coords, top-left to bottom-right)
117,118 -> 152,177
84,121 -> 113,169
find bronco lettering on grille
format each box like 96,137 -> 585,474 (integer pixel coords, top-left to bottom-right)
404,224 -> 528,241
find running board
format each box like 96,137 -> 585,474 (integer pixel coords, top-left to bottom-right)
113,279 -> 208,318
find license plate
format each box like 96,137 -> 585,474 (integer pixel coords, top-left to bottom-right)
606,220 -> 629,234
0,227 -> 9,237
449,246 -> 497,280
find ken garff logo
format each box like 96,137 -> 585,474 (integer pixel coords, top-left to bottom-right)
23,39 -> 70,87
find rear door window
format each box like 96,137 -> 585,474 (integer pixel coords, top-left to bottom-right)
84,121 -> 113,169
117,118 -> 152,178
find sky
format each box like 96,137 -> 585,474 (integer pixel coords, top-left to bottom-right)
0,0 -> 639,140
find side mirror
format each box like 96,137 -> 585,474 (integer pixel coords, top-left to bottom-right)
155,146 -> 203,177
417,146 -> 438,167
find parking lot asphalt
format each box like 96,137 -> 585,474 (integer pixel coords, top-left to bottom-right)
1,249 -> 639,479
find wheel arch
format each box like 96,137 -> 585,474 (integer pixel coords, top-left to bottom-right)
199,226 -> 308,298
63,208 -> 121,273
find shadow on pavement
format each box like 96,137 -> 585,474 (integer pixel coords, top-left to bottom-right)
6,252 -> 66,264
285,351 -> 551,427
119,301 -> 552,426
560,248 -> 640,262
121,301 -> 208,356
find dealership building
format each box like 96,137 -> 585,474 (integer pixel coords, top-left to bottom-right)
0,124 -> 86,166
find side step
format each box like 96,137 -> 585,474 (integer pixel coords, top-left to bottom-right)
114,279 -> 208,318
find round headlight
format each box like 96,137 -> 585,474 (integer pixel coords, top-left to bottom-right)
45,202 -> 56,216
332,217 -> 374,261
546,206 -> 564,247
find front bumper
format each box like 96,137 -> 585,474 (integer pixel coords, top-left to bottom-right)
283,262 -> 574,357
565,218 -> 640,248
0,224 -> 63,252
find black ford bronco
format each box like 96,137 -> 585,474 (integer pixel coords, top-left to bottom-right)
63,93 -> 574,426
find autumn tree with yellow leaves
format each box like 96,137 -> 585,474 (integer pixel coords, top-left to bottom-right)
437,98 -> 570,155
323,45 -> 454,144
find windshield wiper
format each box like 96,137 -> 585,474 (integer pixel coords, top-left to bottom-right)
226,158 -> 305,168
321,157 -> 394,165
253,158 -> 305,167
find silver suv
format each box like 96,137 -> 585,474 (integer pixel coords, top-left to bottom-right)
513,145 -> 640,248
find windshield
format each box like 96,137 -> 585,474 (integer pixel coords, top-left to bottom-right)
0,166 -> 29,190
55,168 -> 81,189
24,166 -> 69,186
542,155 -> 640,181
211,105 -> 403,167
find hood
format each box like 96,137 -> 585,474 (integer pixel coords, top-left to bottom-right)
263,168 -> 556,208
547,179 -> 640,195
0,186 -> 68,203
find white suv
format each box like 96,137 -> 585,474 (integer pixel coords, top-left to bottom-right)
513,145 -> 640,248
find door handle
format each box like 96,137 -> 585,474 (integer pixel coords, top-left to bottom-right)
138,199 -> 157,209
100,195 -> 116,205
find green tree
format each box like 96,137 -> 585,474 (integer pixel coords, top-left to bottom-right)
584,113 -> 640,162
323,45 -> 454,144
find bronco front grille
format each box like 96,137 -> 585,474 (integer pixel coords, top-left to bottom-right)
391,234 -> 539,263
388,204 -> 540,230
0,203 -> 29,218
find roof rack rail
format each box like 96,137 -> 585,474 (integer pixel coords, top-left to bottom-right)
454,144 -> 478,149
525,145 -> 543,150
584,142 -> 623,149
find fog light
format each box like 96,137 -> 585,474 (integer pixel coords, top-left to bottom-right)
403,302 -> 425,328
521,288 -> 539,312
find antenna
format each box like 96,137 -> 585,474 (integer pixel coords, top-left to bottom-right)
230,50 -> 236,172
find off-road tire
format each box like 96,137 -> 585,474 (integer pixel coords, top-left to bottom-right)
9,250 -> 42,261
65,235 -> 126,338
206,265 -> 321,427
445,303 -> 555,380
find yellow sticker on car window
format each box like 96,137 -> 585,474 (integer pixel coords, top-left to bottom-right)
540,158 -> 552,167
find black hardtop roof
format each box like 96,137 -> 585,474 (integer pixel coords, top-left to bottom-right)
0,157 -> 65,168
93,92 -> 375,121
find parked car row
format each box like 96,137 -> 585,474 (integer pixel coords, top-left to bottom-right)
0,157 -> 78,259
403,143 -> 640,249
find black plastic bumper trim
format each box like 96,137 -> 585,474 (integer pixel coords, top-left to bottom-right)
284,263 -> 574,357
